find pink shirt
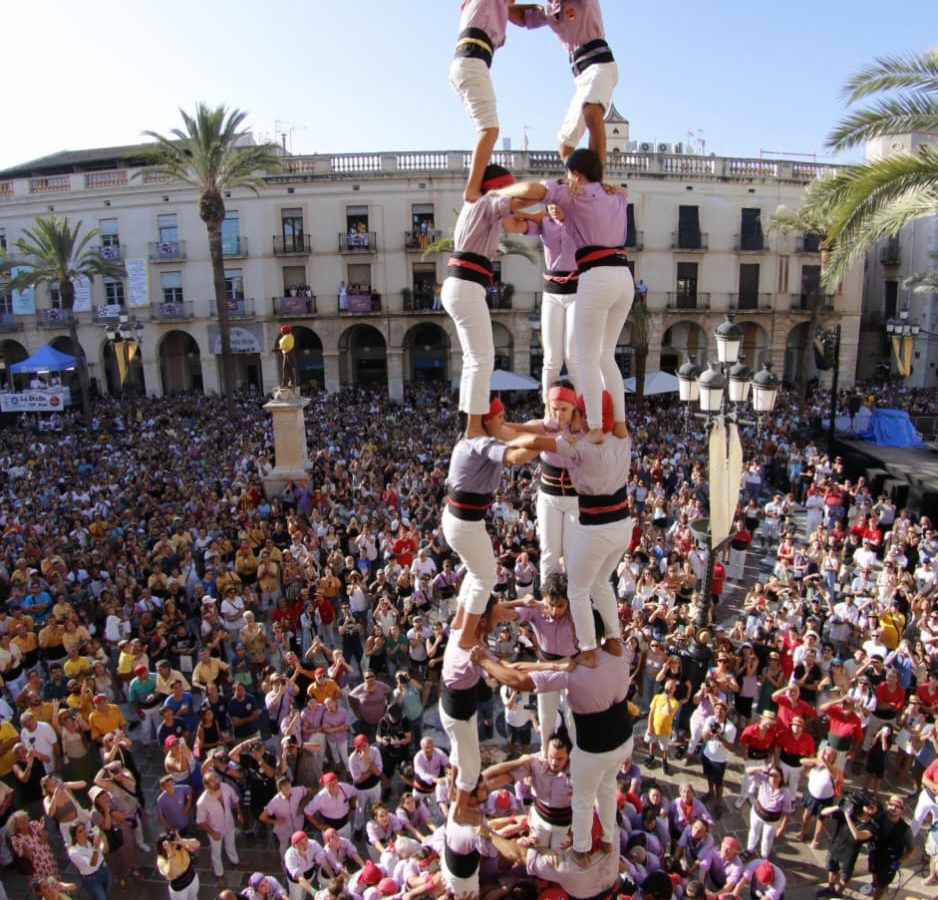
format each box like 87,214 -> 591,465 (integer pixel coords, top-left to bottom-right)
530,646 -> 630,713
522,0 -> 606,53
515,605 -> 578,657
196,782 -> 239,834
457,0 -> 509,49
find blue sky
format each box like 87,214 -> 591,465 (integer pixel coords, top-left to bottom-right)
2,1 -> 933,170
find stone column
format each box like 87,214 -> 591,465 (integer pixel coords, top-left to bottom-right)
201,355 -> 221,395
263,387 -> 311,497
323,351 -> 341,394
141,356 -> 161,398
260,352 -> 280,395
387,349 -> 404,404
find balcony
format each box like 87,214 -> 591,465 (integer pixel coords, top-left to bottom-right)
665,292 -> 710,311
91,305 -> 124,324
273,234 -> 311,256
211,298 -> 256,319
149,240 -> 186,262
339,232 -> 377,254
729,292 -> 774,312
94,244 -> 123,262
790,293 -> 835,312
796,233 -> 821,254
340,293 -> 381,314
734,233 -> 766,253
671,231 -> 708,251
274,295 -> 317,316
0,313 -> 23,333
150,301 -> 194,321
625,230 -> 644,251
37,308 -> 77,328
880,241 -> 901,266
404,229 -> 442,252
222,236 -> 249,258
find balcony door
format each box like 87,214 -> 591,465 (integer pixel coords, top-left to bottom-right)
676,262 -> 698,309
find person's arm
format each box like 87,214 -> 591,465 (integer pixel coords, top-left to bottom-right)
480,823 -> 529,867
494,180 -> 549,205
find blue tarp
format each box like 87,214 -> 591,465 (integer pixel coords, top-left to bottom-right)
858,408 -> 925,447
10,344 -> 77,374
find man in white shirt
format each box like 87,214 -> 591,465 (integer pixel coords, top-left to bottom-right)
18,711 -> 57,774
829,595 -> 861,655
762,495 -> 784,547
852,540 -> 877,573
700,699 -> 737,818
410,548 -> 437,581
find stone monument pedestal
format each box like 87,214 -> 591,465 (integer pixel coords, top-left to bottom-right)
262,386 -> 311,497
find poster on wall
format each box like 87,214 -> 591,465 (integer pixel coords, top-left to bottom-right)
125,258 -> 150,308
10,267 -> 35,315
72,276 -> 92,313
0,389 -> 70,412
206,323 -> 264,355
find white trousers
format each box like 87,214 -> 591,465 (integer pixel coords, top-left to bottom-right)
442,506 -> 495,616
327,740 -> 349,774
528,805 -> 572,851
440,707 -> 480,794
572,266 -> 633,430
567,518 -> 631,652
140,705 -> 163,745
449,56 -> 498,132
912,789 -> 938,837
778,761 -> 803,796
208,828 -> 239,876
442,277 -> 493,415
354,782 -> 382,832
537,690 -> 563,744
536,490 -> 579,583
557,61 -> 619,149
727,548 -> 746,581
288,879 -> 307,900
540,289 -> 578,400
168,873 -> 201,900
442,861 -> 479,900
747,808 -> 782,858
570,737 -> 632,852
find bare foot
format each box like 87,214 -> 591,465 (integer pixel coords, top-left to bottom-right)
586,428 -> 605,444
603,637 -> 623,656
576,649 -> 599,668
571,849 -> 591,868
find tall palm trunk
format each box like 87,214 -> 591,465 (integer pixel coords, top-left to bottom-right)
634,344 -> 648,405
60,280 -> 92,427
203,194 -> 235,418
798,294 -> 821,401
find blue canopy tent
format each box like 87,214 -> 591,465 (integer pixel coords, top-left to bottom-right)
10,344 -> 77,375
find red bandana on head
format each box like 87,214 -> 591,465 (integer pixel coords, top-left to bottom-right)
482,396 -> 505,424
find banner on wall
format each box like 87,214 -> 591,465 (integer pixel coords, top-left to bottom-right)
206,323 -> 264,355
72,276 -> 92,312
10,267 -> 35,315
0,389 -> 70,412
125,258 -> 149,308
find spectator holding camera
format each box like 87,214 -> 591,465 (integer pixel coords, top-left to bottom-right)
816,793 -> 878,899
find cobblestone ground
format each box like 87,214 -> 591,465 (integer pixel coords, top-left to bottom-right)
3,508 -> 933,899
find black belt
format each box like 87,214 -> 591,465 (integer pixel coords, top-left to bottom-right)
570,38 -> 615,76
541,651 -> 566,662
542,269 -> 578,296
540,462 -> 577,497
827,732 -> 853,751
578,485 -> 629,526
446,488 -> 493,522
455,27 -> 494,68
447,250 -> 494,288
5,664 -> 22,679
356,772 -> 381,791
289,864 -> 319,884
754,800 -> 783,823
413,776 -> 435,794
169,866 -> 197,891
572,695 -> 633,753
533,797 -> 572,826
444,844 -> 480,879
442,684 -> 478,721
779,750 -> 803,768
874,708 -> 899,721
575,245 -> 629,275
319,812 -> 349,830
748,747 -> 771,761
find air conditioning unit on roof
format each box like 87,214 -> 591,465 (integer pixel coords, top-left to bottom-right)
639,142 -> 654,153
657,142 -> 673,154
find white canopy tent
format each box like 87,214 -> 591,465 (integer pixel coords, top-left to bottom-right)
623,371 -> 680,395
490,369 -> 540,391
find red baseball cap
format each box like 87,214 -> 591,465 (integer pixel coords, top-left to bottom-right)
134,665 -> 148,676
354,734 -> 368,749
290,830 -> 307,846
320,772 -> 338,785
756,861 -> 775,884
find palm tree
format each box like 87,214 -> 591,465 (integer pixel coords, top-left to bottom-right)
627,294 -> 650,404
0,215 -> 124,425
423,232 -> 539,264
137,104 -> 281,414
801,49 -> 938,288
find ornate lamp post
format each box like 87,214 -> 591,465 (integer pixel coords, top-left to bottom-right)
104,313 -> 144,421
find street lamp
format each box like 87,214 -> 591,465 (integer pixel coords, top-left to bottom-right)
104,313 -> 144,420
677,314 -> 780,631
885,306 -> 920,379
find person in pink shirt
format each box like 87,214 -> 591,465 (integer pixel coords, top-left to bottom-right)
195,769 -> 244,882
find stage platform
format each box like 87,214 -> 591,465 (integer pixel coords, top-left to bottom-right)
833,434 -> 938,520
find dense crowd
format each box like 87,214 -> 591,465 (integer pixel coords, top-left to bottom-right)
0,373 -> 932,900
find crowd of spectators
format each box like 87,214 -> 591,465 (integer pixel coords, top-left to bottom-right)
0,378 -> 935,900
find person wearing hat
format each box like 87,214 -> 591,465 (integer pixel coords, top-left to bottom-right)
441,395 -> 538,651
347,859 -> 385,898
349,734 -> 384,838
734,710 -> 779,809
88,688 -> 126,744
304,772 -> 357,840
697,835 -> 744,899
244,871 -> 287,900
375,876 -> 400,899
283,829 -> 332,900
737,858 -> 785,900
